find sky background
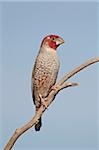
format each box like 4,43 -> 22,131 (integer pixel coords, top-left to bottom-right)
0,1 -> 99,150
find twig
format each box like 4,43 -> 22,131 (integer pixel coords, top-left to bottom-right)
57,57 -> 99,86
4,57 -> 99,150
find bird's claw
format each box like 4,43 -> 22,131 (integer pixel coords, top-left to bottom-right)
51,85 -> 60,91
39,94 -> 48,109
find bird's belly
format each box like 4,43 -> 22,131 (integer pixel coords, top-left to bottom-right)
33,58 -> 59,99
32,52 -> 60,107
34,66 -> 57,98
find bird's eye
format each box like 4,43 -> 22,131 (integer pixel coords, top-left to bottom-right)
52,37 -> 55,41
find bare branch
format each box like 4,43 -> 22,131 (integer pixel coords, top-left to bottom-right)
57,57 -> 99,86
60,82 -> 79,90
4,57 -> 99,150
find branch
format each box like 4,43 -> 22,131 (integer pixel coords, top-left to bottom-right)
4,57 -> 99,150
57,57 -> 99,86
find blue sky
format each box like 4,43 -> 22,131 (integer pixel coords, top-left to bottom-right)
0,1 -> 99,150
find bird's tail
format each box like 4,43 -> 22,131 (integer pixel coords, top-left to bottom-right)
35,117 -> 42,131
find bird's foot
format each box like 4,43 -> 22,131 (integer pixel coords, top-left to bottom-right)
51,85 -> 60,92
39,94 -> 48,109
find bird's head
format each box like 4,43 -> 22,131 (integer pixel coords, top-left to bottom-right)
41,35 -> 64,50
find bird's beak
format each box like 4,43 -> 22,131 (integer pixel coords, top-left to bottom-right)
56,37 -> 65,45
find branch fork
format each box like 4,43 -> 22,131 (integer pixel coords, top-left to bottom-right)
4,57 -> 99,150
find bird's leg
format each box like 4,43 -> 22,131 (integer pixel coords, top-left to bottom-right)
39,94 -> 48,109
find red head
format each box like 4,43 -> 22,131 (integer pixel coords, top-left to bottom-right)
41,35 -> 64,50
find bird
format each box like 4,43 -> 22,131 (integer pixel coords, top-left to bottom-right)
31,34 -> 64,131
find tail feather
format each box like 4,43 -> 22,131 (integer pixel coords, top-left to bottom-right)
35,117 -> 42,131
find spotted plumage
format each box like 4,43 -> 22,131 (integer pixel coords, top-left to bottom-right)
32,35 -> 64,131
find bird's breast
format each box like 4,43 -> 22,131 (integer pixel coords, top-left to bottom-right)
32,51 -> 60,98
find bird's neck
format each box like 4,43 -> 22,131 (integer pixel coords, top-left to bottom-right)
40,45 -> 57,55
